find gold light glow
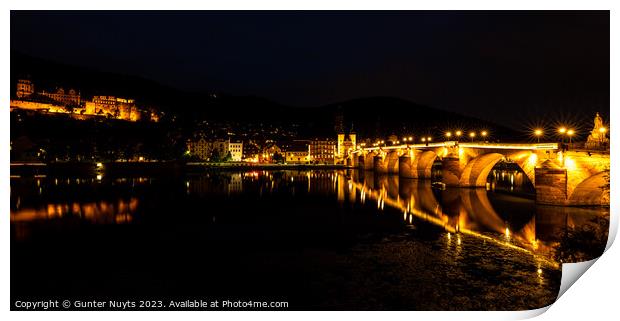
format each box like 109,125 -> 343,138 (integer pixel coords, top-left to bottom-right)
481,131 -> 487,137
558,127 -> 566,134
469,132 -> 476,138
534,129 -> 543,136
567,129 -> 574,136
528,153 -> 538,166
455,130 -> 462,137
445,132 -> 452,138
599,127 -> 607,134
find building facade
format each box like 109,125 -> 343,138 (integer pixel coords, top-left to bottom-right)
40,87 -> 81,106
309,139 -> 336,164
85,96 -> 141,121
187,138 -> 244,162
228,141 -> 244,161
16,79 -> 34,98
336,131 -> 356,164
284,142 -> 310,164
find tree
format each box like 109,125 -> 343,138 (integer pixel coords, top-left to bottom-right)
223,151 -> 233,162
272,151 -> 284,163
210,149 -> 222,162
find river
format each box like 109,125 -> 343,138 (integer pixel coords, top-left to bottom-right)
10,169 -> 609,310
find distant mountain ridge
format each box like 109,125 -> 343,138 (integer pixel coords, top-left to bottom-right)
11,51 -> 521,140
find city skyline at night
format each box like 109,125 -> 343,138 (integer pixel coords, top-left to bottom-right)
8,9 -> 612,314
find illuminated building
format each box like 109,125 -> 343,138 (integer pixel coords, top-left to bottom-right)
283,142 -> 310,164
336,130 -> 356,164
261,143 -> 282,163
40,87 -> 81,106
309,139 -> 336,164
228,140 -> 244,161
16,79 -> 34,98
85,96 -> 139,121
12,79 -> 158,122
187,138 -> 244,162
187,137 -> 211,160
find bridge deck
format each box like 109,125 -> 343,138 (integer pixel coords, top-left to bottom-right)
354,141 -> 558,153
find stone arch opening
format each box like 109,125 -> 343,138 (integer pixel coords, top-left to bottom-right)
417,150 -> 438,179
568,171 -> 610,206
459,153 -> 536,190
487,160 -> 536,196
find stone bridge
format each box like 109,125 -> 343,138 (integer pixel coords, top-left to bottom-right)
352,142 -> 609,206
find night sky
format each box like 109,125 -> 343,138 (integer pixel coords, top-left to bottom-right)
11,11 -> 609,129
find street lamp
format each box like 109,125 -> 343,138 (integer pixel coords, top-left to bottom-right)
469,132 -> 476,142
534,129 -> 543,143
427,136 -> 432,142
481,130 -> 488,141
567,129 -> 574,145
558,127 -> 566,143
599,127 -> 607,145
455,130 -> 462,142
421,137 -> 426,142
445,131 -> 452,140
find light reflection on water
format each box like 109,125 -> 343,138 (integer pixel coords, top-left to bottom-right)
11,169 -> 608,265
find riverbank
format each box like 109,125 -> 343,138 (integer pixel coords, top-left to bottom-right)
10,161 -> 353,177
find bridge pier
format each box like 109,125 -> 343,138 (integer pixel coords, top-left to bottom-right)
360,153 -> 375,170
535,161 -> 568,205
374,155 -> 389,174
387,151 -> 400,174
398,155 -> 418,178
441,157 -> 462,186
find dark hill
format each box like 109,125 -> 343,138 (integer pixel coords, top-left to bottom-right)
11,51 -> 521,141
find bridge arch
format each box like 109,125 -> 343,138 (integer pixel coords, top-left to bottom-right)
568,171 -> 609,206
459,153 -> 506,187
417,150 -> 438,179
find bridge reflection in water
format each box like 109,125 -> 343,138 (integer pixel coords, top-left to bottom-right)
10,170 -> 609,309
11,170 -> 607,266
340,170 -> 606,267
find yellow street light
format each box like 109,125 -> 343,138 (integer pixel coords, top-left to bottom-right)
534,129 -> 543,142
421,137 -> 426,142
469,132 -> 476,142
445,131 -> 452,138
427,137 -> 432,142
558,127 -> 567,143
408,136 -> 413,141
481,130 -> 488,138
567,129 -> 575,144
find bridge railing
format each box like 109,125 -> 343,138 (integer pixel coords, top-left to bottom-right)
352,141 -> 558,154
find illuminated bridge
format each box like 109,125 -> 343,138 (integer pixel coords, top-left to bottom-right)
351,141 -> 609,206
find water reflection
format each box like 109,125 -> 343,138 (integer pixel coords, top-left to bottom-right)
349,170 -> 608,265
11,170 -> 608,265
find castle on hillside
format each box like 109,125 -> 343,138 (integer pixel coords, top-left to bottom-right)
11,79 -> 160,122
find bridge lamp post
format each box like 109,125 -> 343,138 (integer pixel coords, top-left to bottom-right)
455,130 -> 462,142
469,132 -> 476,142
481,131 -> 488,142
558,127 -> 567,143
445,132 -> 452,140
567,129 -> 574,146
534,129 -> 543,143
599,127 -> 607,144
